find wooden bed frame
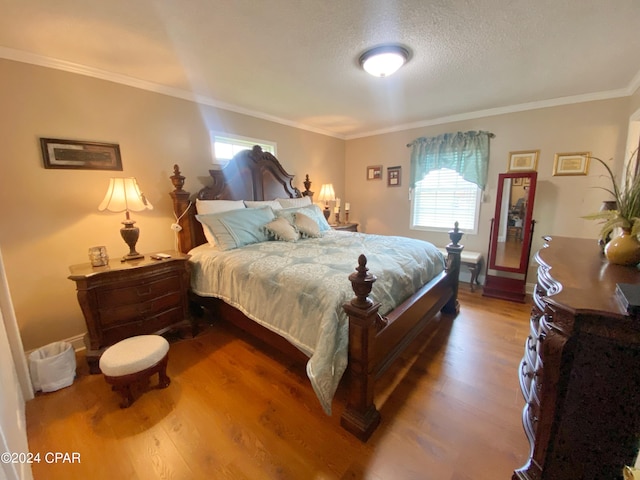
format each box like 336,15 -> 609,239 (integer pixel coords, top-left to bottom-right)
169,146 -> 463,441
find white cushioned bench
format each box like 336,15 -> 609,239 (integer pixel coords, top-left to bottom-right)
438,247 -> 484,291
99,335 -> 170,408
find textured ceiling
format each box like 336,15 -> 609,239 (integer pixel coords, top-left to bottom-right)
1,0 -> 640,138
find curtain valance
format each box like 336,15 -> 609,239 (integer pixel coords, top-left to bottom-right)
408,130 -> 494,190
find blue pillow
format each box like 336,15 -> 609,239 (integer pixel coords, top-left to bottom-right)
196,207 -> 275,250
275,204 -> 331,232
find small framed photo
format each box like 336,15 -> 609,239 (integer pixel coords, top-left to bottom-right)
512,177 -> 523,186
367,165 -> 382,180
387,166 -> 401,187
508,150 -> 539,172
523,177 -> 531,186
553,152 -> 590,176
40,138 -> 123,170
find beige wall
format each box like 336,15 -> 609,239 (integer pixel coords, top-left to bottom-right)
0,59 -> 344,350
345,98 -> 632,281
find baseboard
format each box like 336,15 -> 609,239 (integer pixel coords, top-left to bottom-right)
525,282 -> 535,295
24,332 -> 86,357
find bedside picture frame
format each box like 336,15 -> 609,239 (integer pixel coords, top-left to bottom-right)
387,166 -> 401,186
40,138 -> 123,171
367,165 -> 382,180
553,152 -> 590,176
508,150 -> 539,172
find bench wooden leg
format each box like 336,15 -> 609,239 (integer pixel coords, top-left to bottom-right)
468,265 -> 478,291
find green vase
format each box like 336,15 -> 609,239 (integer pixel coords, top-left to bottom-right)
604,229 -> 640,266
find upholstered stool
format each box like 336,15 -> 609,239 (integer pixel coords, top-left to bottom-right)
99,335 -> 170,408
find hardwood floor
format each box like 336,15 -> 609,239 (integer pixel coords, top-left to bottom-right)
26,288 -> 532,479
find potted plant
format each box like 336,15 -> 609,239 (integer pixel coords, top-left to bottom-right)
583,150 -> 640,265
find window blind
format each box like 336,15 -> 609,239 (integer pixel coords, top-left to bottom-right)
411,168 -> 480,233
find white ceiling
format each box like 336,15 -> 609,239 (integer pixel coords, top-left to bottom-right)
1,0 -> 640,139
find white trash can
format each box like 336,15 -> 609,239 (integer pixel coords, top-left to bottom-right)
28,341 -> 76,392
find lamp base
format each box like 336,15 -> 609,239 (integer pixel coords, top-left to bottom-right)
323,207 -> 330,220
120,221 -> 143,262
121,252 -> 144,262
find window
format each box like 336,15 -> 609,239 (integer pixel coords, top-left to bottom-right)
211,133 -> 276,165
411,168 -> 482,234
408,130 -> 492,235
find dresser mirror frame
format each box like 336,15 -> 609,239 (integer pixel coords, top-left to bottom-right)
483,172 -> 537,302
488,171 -> 537,272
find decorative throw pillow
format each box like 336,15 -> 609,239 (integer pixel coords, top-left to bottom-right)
195,199 -> 246,245
276,196 -> 312,209
196,207 -> 275,251
276,204 -> 331,232
244,199 -> 282,210
264,217 -> 299,242
294,212 -> 321,238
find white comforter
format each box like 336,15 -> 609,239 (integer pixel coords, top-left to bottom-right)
188,230 -> 445,414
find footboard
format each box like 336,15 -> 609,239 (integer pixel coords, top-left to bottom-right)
341,225 -> 463,441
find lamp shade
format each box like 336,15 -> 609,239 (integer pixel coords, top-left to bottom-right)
98,178 -> 153,212
317,184 -> 336,203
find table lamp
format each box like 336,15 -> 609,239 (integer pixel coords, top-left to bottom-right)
99,177 -> 153,261
317,184 -> 335,220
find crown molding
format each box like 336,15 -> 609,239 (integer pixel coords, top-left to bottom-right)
0,46 -> 344,140
346,88 -> 633,140
2,46 -> 639,142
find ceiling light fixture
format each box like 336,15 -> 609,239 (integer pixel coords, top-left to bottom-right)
359,44 -> 411,78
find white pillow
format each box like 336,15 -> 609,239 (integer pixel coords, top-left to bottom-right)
276,196 -> 312,209
244,200 -> 282,210
195,199 -> 246,245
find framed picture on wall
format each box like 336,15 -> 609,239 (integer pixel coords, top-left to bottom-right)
513,177 -> 523,186
553,152 -> 590,176
508,150 -> 539,172
387,166 -> 401,186
40,138 -> 123,170
367,165 -> 382,180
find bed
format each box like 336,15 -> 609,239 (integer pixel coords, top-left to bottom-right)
169,145 -> 463,441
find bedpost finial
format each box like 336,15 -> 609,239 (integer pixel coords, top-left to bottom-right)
171,164 -> 185,192
448,221 -> 463,246
302,174 -> 314,199
349,254 -> 377,308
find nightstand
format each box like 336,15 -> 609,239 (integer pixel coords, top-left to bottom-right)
68,251 -> 192,373
331,223 -> 359,232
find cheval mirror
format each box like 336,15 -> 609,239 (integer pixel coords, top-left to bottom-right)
483,171 -> 538,302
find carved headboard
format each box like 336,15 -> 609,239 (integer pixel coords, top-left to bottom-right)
170,145 -> 313,253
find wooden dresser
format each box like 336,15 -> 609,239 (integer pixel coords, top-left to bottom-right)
68,252 -> 191,373
514,236 -> 640,479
